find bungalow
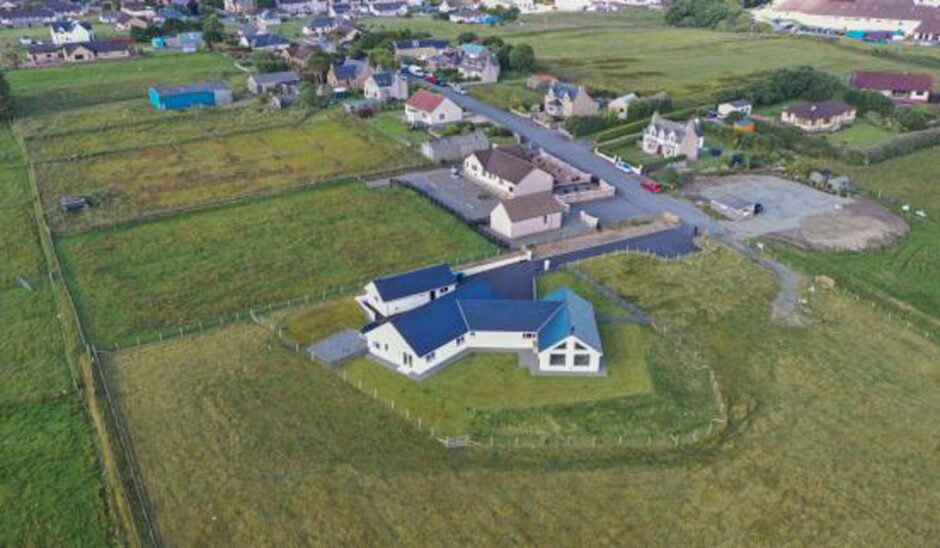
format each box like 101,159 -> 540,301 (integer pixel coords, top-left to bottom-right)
327,57 -> 373,89
303,15 -> 336,35
849,71 -> 933,104
490,191 -> 565,239
149,81 -> 233,110
115,12 -> 150,30
224,0 -> 256,14
607,92 -> 639,120
277,0 -> 326,15
915,19 -> 940,44
717,99 -> 752,120
457,43 -> 500,83
328,2 -> 352,17
247,70 -> 301,94
239,32 -> 290,51
641,112 -> 703,161
449,9 -> 484,23
0,7 -> 57,28
369,1 -> 408,16
781,101 -> 856,133
363,70 -> 409,102
359,269 -> 604,378
121,1 -> 157,18
526,73 -> 558,91
281,43 -> 319,69
421,131 -> 489,162
25,43 -> 61,65
359,263 -> 458,320
50,20 -> 94,45
464,145 -> 554,197
544,82 -> 599,119
61,40 -> 132,62
393,38 -> 449,61
404,89 -> 463,126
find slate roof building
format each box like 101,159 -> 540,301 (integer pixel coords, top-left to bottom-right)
489,191 -> 565,240
363,69 -> 409,102
50,20 -> 94,45
327,57 -> 373,89
247,70 -> 301,94
420,131 -> 490,162
641,112 -> 704,160
544,82 -> 599,118
781,100 -> 856,132
358,266 -> 604,379
464,145 -> 554,197
849,71 -> 933,103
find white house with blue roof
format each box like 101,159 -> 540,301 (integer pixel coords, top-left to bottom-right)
358,265 -> 604,378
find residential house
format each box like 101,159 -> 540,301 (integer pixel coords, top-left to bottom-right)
25,43 -> 61,65
457,42 -> 500,83
359,263 -> 458,320
369,1 -> 408,15
99,10 -> 119,23
0,7 -> 57,27
421,131 -> 490,162
464,145 -> 554,197
151,31 -> 204,52
149,81 -> 233,110
439,0 -> 479,12
449,9 -> 485,23
328,2 -> 352,17
490,191 -> 565,239
544,82 -> 599,119
363,70 -> 409,102
303,15 -> 336,35
61,40 -> 132,62
327,57 -> 373,89
281,43 -> 319,70
248,70 -> 301,94
780,101 -> 856,132
239,32 -> 290,51
915,18 -> 940,44
755,0 -> 940,39
254,9 -> 281,29
121,1 -> 157,18
115,12 -> 150,30
717,99 -> 752,120
278,0 -> 326,14
393,38 -> 449,61
359,269 -> 604,378
224,0 -> 256,14
641,112 -> 704,160
607,93 -> 638,120
404,89 -> 463,126
849,71 -> 933,104
526,73 -> 558,91
50,20 -> 94,45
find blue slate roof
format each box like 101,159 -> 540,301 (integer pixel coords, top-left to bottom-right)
538,288 -> 602,353
549,81 -> 581,100
394,39 -> 449,50
371,70 -> 394,87
373,263 -> 456,301
246,33 -> 287,48
460,300 -> 561,332
332,58 -> 368,80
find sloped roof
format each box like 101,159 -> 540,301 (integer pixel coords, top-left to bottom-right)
849,71 -> 933,92
250,70 -> 300,86
538,288 -> 602,353
496,192 -> 564,222
151,81 -> 230,96
470,147 -> 541,185
332,58 -> 369,80
784,100 -> 854,120
246,32 -> 287,48
394,38 -> 449,50
64,39 -> 131,54
370,70 -> 394,87
426,131 -> 489,157
373,263 -> 456,301
406,89 -> 447,112
460,299 -> 562,332
51,19 -> 91,32
549,82 -> 581,100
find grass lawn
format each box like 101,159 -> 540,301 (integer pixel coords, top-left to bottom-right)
469,80 -> 544,111
7,52 -> 241,116
57,181 -> 497,346
837,145 -> 940,215
601,138 -> 660,166
35,112 -> 426,231
274,297 -> 367,347
364,108 -> 428,148
0,127 -> 112,545
102,240 -> 940,545
768,219 -> 940,330
823,119 -> 897,148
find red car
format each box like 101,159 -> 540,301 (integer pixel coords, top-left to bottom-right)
423,74 -> 438,84
641,179 -> 663,193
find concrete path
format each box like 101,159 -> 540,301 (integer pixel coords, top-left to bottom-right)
308,330 -> 367,366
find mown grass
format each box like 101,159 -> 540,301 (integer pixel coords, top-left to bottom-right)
7,52 -> 241,116
35,111 -> 424,231
0,127 -> 112,545
822,119 -> 897,148
104,241 -> 940,545
469,80 -> 544,111
57,181 -> 497,346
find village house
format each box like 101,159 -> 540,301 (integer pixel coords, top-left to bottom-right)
281,43 -> 319,70
780,100 -> 857,132
328,2 -> 352,18
224,0 -> 256,14
464,145 -> 554,197
526,73 -> 558,91
149,81 -> 233,110
457,43 -> 500,83
755,0 -> 940,42
404,89 -> 463,126
849,71 -> 933,104
544,82 -> 599,119
607,93 -> 639,120
151,31 -> 203,52
717,99 -> 753,120
641,112 -> 704,160
27,39 -> 133,65
239,31 -> 290,51
277,0 -> 326,15
26,43 -> 61,66
490,191 -> 565,240
247,71 -> 301,94
359,265 -> 604,378
303,15 -> 336,35
254,9 -> 280,30
115,12 -> 150,31
394,38 -> 449,60
421,131 -> 490,162
369,1 -> 408,16
0,7 -> 57,28
327,57 -> 373,89
363,70 -> 409,102
50,20 -> 94,45
121,1 -> 157,18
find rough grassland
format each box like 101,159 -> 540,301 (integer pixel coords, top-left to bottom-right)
839,145 -> 940,216
57,182 -> 497,346
36,113 -> 425,231
6,52 -> 240,116
105,243 -> 940,545
0,128 -> 111,545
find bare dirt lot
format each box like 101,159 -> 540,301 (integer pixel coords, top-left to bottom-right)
687,175 -> 908,251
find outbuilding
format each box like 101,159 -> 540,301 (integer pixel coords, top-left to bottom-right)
709,194 -> 762,220
490,191 -> 565,239
148,82 -> 233,110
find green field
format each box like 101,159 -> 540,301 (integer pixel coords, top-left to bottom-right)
839,145 -> 940,215
0,128 -> 112,545
103,241 -> 940,545
469,80 -> 544,111
7,52 -> 242,116
823,119 -> 898,148
58,181 -> 497,346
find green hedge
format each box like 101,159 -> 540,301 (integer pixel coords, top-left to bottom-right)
843,125 -> 940,165
595,104 -> 708,145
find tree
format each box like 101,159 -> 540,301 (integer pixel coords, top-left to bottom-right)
299,82 -> 325,109
508,43 -> 535,73
251,50 -> 288,73
457,32 -> 478,44
0,71 -> 12,121
202,14 -> 224,45
369,48 -> 395,70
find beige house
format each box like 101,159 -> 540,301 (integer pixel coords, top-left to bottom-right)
781,101 -> 857,133
544,82 -> 599,119
364,70 -> 409,102
642,112 -> 704,161
393,39 -> 450,61
404,89 -> 463,127
327,58 -> 373,89
464,146 -> 554,198
490,192 -> 564,240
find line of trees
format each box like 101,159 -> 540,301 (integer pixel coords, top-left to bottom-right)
0,71 -> 12,122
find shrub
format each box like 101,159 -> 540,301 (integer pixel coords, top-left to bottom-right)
565,115 -> 614,137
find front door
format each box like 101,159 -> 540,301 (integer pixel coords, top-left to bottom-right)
429,290 -> 436,301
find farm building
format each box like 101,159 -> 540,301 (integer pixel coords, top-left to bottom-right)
148,82 -> 233,110
359,267 -> 604,379
247,71 -> 301,94
490,191 -> 565,239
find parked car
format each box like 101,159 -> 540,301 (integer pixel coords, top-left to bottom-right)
449,83 -> 467,95
406,64 -> 424,77
423,73 -> 438,84
641,179 -> 663,193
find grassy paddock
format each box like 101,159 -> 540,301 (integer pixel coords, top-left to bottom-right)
469,80 -> 544,111
57,181 -> 497,346
103,241 -> 940,545
838,145 -> 940,215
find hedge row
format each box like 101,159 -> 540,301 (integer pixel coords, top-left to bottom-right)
843,125 -> 940,165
